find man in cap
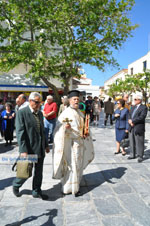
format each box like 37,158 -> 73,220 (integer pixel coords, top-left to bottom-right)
52,90 -> 94,197
128,94 -> 147,162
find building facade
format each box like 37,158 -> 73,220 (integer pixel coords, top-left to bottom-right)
75,74 -> 100,98
103,51 -> 150,102
104,69 -> 128,93
128,51 -> 150,75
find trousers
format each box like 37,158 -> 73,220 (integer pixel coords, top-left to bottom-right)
129,129 -> 145,158
13,157 -> 44,194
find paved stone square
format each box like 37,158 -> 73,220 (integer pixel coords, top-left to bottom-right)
0,110 -> 150,226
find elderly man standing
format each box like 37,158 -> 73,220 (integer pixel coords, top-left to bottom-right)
128,94 -> 147,162
13,92 -> 49,199
43,95 -> 57,144
53,90 -> 94,197
18,94 -> 29,110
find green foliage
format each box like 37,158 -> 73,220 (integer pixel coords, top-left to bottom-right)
108,72 -> 150,98
0,0 -> 137,93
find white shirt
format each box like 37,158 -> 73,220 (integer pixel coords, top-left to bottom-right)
19,101 -> 29,110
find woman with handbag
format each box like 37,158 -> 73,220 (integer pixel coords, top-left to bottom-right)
1,102 -> 15,146
113,99 -> 129,155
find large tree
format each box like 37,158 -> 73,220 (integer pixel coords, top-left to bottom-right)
0,0 -> 137,103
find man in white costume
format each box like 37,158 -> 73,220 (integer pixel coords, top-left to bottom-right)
52,90 -> 94,197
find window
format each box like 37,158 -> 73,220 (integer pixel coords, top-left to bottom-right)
131,68 -> 133,75
143,61 -> 147,71
87,93 -> 92,96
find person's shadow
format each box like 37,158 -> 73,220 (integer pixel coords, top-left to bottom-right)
0,143 -> 15,153
5,209 -> 57,226
0,177 -> 15,190
80,167 -> 127,195
20,167 -> 127,199
20,183 -> 63,201
139,138 -> 150,161
143,149 -> 150,160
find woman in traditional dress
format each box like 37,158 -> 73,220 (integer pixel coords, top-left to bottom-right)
113,99 -> 129,155
1,102 -> 15,146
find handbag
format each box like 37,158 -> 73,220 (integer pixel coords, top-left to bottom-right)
16,160 -> 33,179
120,133 -> 129,148
12,158 -> 33,179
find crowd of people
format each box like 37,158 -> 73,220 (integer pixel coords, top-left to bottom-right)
0,90 -> 148,199
0,93 -> 104,147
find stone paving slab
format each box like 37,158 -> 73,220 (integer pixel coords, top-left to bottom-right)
1,111 -> 150,225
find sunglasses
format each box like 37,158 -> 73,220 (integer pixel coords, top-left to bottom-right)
134,99 -> 139,101
31,99 -> 41,104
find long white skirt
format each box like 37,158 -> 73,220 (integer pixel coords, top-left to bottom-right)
61,135 -> 84,195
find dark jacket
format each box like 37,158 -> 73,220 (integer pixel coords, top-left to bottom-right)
113,108 -> 129,130
128,104 -> 147,135
104,101 -> 114,114
16,106 -> 48,157
85,99 -> 93,114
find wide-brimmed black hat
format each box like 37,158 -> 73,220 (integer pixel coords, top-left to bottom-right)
68,90 -> 80,98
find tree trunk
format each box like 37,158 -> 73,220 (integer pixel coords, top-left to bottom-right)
63,77 -> 71,95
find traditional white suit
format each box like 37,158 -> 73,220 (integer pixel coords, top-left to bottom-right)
52,106 -> 94,195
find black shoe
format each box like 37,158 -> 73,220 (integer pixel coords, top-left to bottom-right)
32,193 -> 49,200
13,187 -> 20,197
75,191 -> 82,197
9,140 -> 12,145
138,157 -> 143,163
5,142 -> 8,147
127,156 -> 135,160
114,151 -> 121,155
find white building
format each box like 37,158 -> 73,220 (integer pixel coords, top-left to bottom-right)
103,51 -> 150,102
104,69 -> 128,92
75,74 -> 100,98
128,51 -> 150,75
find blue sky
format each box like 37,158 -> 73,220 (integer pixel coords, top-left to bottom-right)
82,0 -> 150,86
